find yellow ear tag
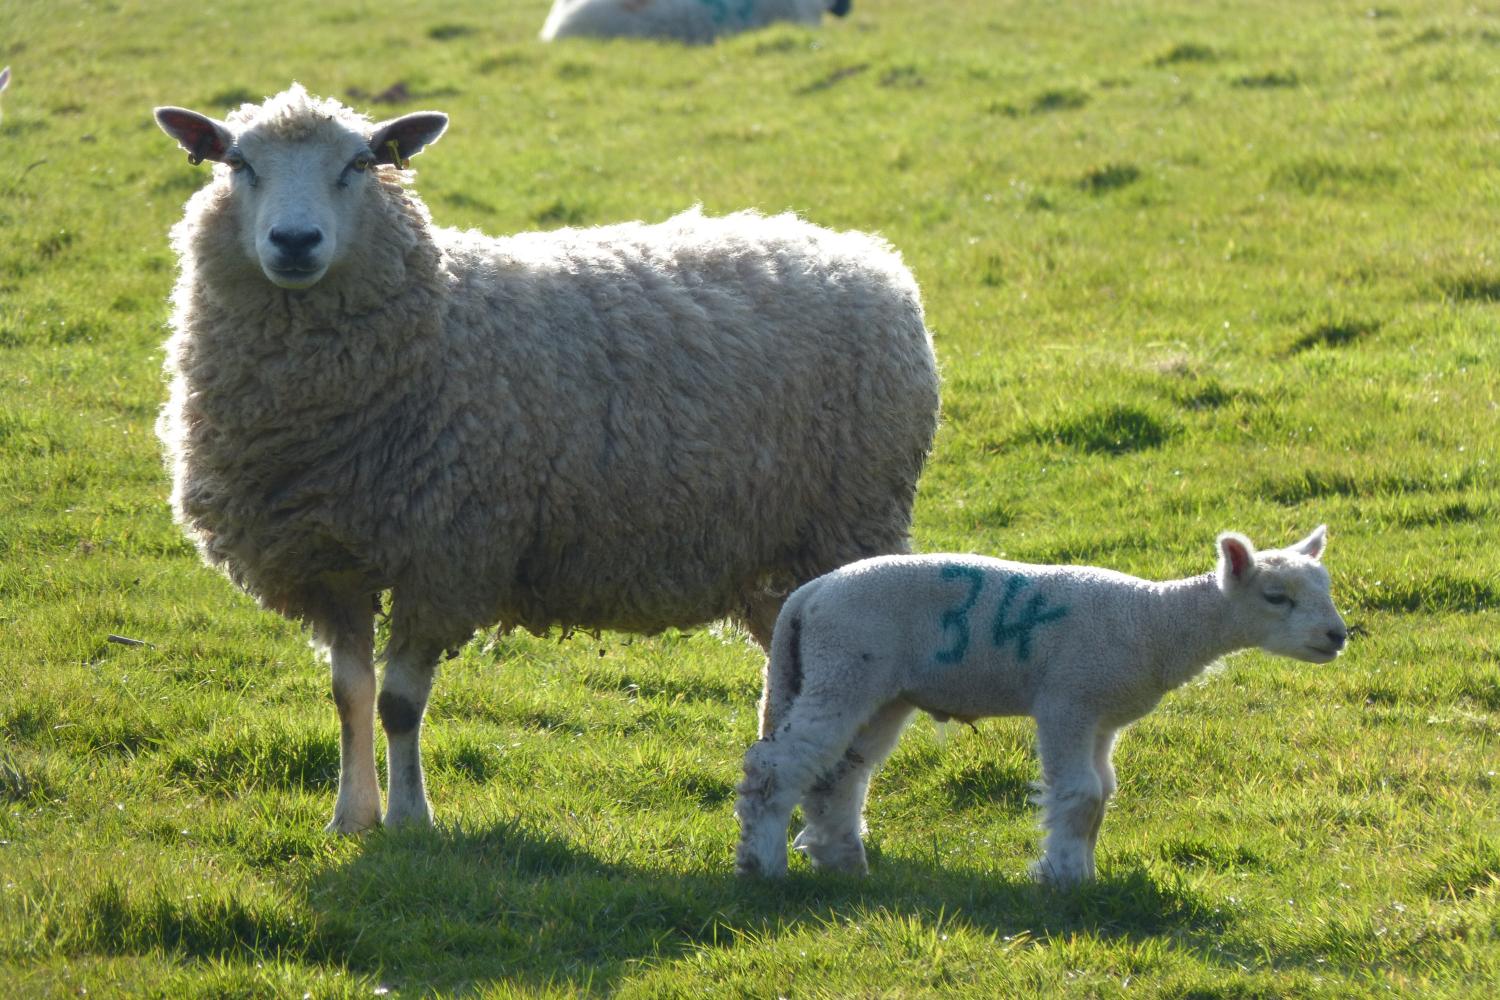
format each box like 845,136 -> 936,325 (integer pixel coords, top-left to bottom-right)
384,139 -> 410,170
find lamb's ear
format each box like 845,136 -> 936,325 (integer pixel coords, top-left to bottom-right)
1217,532 -> 1257,588
368,112 -> 449,167
155,106 -> 234,165
1291,524 -> 1328,560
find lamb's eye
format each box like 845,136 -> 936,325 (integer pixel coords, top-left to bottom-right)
224,151 -> 247,171
350,153 -> 374,173
1263,592 -> 1292,608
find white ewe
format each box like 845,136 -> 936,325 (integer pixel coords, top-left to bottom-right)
153,84 -> 939,834
735,527 -> 1347,885
541,0 -> 851,45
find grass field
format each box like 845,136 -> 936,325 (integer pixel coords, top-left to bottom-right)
2,0 -> 1498,995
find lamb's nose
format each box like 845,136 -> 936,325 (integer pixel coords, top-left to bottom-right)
268,226 -> 323,256
1327,626 -> 1348,650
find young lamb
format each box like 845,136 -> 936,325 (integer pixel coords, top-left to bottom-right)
540,0 -> 851,45
153,84 -> 938,834
735,527 -> 1347,885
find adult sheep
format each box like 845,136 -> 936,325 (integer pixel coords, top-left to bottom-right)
540,0 -> 851,45
152,84 -> 939,834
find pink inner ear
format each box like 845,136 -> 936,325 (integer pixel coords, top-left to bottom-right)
1224,539 -> 1251,578
160,111 -> 227,161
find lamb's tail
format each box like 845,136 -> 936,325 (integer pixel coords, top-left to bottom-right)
756,586 -> 814,739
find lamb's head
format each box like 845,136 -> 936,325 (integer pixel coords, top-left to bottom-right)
154,84 -> 447,290
1216,526 -> 1347,663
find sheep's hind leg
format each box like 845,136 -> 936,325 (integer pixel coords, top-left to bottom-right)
1031,712 -> 1106,886
794,700 -> 913,875
735,702 -> 872,878
314,593 -> 380,834
379,631 -> 444,829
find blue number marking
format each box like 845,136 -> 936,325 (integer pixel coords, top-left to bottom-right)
991,576 -> 1069,662
934,565 -> 985,664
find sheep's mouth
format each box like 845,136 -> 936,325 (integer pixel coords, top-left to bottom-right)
1303,644 -> 1342,663
265,264 -> 327,289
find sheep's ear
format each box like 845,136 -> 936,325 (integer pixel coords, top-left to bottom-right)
1291,524 -> 1328,560
155,106 -> 234,165
1217,532 -> 1257,586
369,112 -> 449,167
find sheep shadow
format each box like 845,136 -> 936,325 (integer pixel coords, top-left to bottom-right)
297,818 -> 1233,995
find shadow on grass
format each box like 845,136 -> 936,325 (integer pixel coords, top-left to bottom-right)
275,818 -> 1234,994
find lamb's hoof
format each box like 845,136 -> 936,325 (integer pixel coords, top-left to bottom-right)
795,829 -> 868,875
734,844 -> 786,879
1030,858 -> 1093,887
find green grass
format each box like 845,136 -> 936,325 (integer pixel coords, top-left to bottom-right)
2,0 -> 1498,995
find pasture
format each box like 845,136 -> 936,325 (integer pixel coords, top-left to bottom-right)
1,0 -> 1497,995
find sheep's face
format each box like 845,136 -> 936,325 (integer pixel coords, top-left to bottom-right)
155,88 -> 447,290
1218,526 -> 1348,664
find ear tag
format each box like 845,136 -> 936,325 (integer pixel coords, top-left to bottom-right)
384,138 -> 410,169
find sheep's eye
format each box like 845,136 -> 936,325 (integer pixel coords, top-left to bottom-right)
1263,592 -> 1293,608
224,151 -> 247,171
351,153 -> 374,173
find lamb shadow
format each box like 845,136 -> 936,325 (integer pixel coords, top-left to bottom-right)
300,817 -> 1234,995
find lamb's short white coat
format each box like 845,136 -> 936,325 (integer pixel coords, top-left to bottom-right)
153,84 -> 938,835
541,0 -> 850,44
735,527 -> 1347,885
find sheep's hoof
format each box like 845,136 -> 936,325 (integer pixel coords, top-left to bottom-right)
324,812 -> 380,835
382,808 -> 434,830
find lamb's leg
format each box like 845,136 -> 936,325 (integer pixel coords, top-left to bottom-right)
379,633 -> 443,828
1031,712 -> 1106,886
1088,727 -> 1119,869
735,702 -> 872,878
794,700 -> 913,875
319,598 -> 380,834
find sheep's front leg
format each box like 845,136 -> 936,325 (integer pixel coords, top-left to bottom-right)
324,603 -> 380,834
794,700 -> 914,875
379,636 -> 442,828
1031,712 -> 1106,886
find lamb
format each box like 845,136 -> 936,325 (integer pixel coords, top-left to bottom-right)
152,84 -> 939,834
540,0 -> 851,45
735,527 -> 1347,885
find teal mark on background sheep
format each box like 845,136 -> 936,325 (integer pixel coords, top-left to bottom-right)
933,566 -> 1069,664
699,0 -> 755,27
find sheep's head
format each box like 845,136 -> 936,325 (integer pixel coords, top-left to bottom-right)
155,85 -> 447,290
1217,525 -> 1347,664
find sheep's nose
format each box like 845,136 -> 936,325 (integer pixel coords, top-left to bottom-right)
1327,626 -> 1348,650
268,226 -> 323,256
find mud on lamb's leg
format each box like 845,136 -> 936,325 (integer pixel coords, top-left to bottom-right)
735,700 -> 873,878
794,700 -> 914,875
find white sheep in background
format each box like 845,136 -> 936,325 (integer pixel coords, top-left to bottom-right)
541,0 -> 851,45
735,527 -> 1347,885
152,84 -> 939,834
0,67 -> 10,123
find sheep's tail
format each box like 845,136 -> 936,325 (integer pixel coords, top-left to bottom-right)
756,587 -> 812,739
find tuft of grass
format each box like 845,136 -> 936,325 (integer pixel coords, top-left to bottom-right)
1022,404 -> 1180,454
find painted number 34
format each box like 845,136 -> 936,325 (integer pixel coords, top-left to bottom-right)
934,566 -> 1068,665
